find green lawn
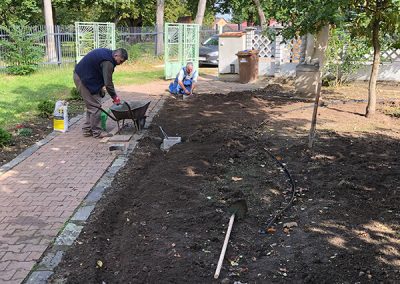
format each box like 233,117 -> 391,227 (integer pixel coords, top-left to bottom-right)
0,65 -> 163,129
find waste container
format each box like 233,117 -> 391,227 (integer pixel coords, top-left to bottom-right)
236,50 -> 259,83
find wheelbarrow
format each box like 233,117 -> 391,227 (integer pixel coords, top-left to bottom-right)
94,101 -> 151,134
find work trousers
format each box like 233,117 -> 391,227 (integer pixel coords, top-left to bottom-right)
73,72 -> 102,136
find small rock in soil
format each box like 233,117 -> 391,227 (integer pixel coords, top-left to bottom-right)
221,278 -> 230,284
283,222 -> 298,228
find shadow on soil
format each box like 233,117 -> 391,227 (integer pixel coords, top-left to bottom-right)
49,85 -> 399,283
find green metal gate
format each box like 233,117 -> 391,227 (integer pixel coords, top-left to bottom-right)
164,23 -> 199,79
75,22 -> 115,63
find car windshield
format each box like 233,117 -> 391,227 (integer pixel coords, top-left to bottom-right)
203,37 -> 218,46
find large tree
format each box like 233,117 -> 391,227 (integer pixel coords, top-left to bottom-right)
195,0 -> 207,25
0,0 -> 42,26
156,0 -> 164,55
253,0 -> 266,27
43,0 -> 57,62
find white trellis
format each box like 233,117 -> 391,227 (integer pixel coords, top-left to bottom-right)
252,34 -> 273,58
245,27 -> 302,76
74,22 -> 115,63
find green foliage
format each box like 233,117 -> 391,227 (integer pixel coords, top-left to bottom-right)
0,0 -> 42,26
69,87 -> 82,101
265,0 -> 346,39
0,128 -> 12,147
219,0 -> 259,24
347,0 -> 400,46
323,28 -> 370,86
37,100 -> 55,118
0,20 -> 44,75
17,127 -> 33,137
127,43 -> 156,62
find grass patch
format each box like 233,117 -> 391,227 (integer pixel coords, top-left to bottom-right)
0,61 -> 164,129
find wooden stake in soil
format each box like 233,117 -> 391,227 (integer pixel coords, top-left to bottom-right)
308,82 -> 322,148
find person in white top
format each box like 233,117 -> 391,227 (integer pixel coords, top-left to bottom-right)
168,62 -> 198,96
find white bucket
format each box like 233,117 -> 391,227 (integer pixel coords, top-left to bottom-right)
161,136 -> 181,151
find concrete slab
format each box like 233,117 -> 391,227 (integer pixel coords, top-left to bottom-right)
54,223 -> 83,246
108,134 -> 132,142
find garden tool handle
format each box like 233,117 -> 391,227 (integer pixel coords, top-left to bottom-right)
214,213 -> 235,279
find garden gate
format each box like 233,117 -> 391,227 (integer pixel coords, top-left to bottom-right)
164,23 -> 199,79
75,22 -> 115,63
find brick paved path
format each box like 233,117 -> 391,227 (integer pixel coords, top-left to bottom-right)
0,83 -> 167,283
0,76 -> 262,283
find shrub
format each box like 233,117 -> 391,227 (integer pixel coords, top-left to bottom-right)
0,128 -> 12,147
323,29 -> 370,87
17,128 -> 33,137
0,20 -> 44,75
69,87 -> 82,100
128,43 -> 155,62
37,100 -> 55,118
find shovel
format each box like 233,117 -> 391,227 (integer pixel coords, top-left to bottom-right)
214,199 -> 248,279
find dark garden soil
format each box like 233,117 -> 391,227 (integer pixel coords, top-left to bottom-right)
50,83 -> 400,283
0,100 -> 84,167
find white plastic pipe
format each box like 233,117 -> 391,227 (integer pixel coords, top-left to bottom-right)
214,213 -> 235,279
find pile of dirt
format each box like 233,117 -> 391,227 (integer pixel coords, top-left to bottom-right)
50,89 -> 399,283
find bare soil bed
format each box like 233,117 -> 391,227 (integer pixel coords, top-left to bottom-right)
51,82 -> 400,283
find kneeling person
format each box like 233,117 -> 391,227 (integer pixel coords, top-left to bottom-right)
169,62 -> 198,96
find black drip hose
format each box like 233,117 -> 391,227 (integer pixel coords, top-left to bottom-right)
261,148 -> 297,233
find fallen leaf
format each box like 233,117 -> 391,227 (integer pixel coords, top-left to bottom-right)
267,227 -> 276,234
231,176 -> 243,182
97,260 -> 103,268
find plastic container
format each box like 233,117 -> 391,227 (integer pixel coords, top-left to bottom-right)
101,109 -> 110,131
236,50 -> 259,83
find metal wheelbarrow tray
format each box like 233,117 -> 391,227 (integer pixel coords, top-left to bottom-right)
99,101 -> 151,133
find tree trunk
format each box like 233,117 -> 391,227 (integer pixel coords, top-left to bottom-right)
43,0 -> 57,63
308,82 -> 322,148
252,0 -> 266,27
307,25 -> 329,148
366,19 -> 380,118
155,0 -> 164,56
195,0 -> 207,26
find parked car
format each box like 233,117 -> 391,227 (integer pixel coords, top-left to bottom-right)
199,35 -> 219,66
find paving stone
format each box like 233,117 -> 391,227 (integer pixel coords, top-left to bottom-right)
71,205 -> 95,221
54,223 -> 83,246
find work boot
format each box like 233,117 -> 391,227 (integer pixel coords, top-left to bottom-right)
83,130 -> 92,137
94,132 -> 113,139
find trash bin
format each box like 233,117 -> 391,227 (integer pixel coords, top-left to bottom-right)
236,50 -> 259,83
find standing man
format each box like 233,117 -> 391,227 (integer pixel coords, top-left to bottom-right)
74,48 -> 128,138
168,62 -> 198,96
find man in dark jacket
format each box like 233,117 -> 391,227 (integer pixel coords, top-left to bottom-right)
73,48 -> 128,138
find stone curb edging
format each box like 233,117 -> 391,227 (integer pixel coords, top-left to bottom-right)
24,96 -> 166,284
0,115 -> 83,177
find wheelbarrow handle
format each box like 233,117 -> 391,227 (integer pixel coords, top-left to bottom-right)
88,103 -> 118,121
